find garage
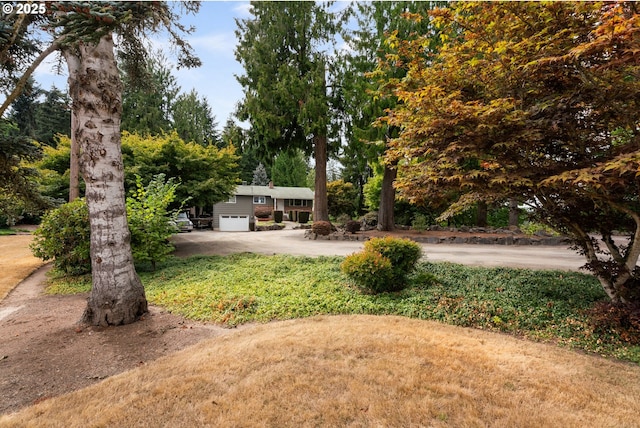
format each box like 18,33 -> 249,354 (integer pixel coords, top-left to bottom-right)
219,214 -> 250,232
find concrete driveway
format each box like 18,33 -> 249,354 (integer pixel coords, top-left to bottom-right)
171,228 -> 587,272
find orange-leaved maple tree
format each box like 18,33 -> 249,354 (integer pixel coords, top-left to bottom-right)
383,2 -> 640,304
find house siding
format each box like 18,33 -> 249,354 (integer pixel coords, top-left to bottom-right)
212,186 -> 315,230
212,196 -> 253,229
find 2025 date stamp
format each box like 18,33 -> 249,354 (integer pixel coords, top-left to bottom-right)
2,2 -> 47,15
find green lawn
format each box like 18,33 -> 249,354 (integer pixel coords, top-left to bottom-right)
47,252 -> 640,363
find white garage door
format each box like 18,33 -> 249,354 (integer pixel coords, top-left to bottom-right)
219,215 -> 250,232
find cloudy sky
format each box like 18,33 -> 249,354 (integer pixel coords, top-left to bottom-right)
33,1 -> 252,130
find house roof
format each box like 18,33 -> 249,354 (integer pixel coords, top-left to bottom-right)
234,185 -> 314,200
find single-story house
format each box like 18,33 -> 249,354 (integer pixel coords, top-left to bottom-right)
212,183 -> 314,231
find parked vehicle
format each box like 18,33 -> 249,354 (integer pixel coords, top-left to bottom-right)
170,212 -> 193,233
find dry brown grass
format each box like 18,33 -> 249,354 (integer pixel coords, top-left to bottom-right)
0,235 -> 43,301
3,315 -> 640,427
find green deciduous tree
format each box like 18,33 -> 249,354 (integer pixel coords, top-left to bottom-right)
126,174 -> 179,270
121,131 -> 239,210
384,2 -> 640,304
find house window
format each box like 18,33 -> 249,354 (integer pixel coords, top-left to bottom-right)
289,199 -> 307,207
253,196 -> 266,204
226,196 -> 237,203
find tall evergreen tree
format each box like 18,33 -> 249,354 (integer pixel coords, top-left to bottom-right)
339,1 -> 442,228
251,162 -> 269,186
222,118 -> 263,184
172,89 -> 220,147
272,149 -> 308,187
34,86 -> 71,145
235,1 -> 340,221
120,53 -> 179,136
7,78 -> 42,139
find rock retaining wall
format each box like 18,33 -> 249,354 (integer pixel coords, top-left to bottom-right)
304,230 -> 570,246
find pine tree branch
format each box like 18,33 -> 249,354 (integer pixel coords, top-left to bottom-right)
1,35 -> 67,118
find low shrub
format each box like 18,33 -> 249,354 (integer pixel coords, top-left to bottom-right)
361,211 -> 378,229
520,221 -> 560,236
312,220 -> 332,236
411,213 -> 428,232
341,237 -> 423,293
31,174 -> 179,274
345,220 -> 361,234
30,198 -> 91,275
335,213 -> 351,225
254,207 -> 272,219
364,237 -> 423,285
340,250 -> 394,293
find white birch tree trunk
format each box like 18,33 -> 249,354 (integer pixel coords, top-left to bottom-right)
66,53 -> 80,202
64,34 -> 147,326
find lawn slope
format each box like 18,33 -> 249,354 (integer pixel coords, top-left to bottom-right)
3,315 -> 640,427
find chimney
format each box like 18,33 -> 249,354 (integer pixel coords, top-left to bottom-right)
268,181 -> 274,189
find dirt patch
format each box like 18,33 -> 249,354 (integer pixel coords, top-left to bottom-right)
0,265 -> 234,415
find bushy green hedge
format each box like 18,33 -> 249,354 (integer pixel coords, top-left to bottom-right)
31,174 -> 178,274
31,198 -> 91,275
341,237 -> 423,293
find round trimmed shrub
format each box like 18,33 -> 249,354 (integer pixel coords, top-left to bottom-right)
364,236 -> 422,285
312,220 -> 332,236
340,251 -> 394,293
254,207 -> 272,219
345,220 -> 361,234
30,198 -> 91,275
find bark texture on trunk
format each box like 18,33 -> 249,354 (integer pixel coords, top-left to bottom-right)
65,35 -> 147,326
69,111 -> 80,201
64,49 -> 81,202
508,198 -> 519,227
313,134 -> 329,222
476,201 -> 488,228
377,162 -> 397,231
